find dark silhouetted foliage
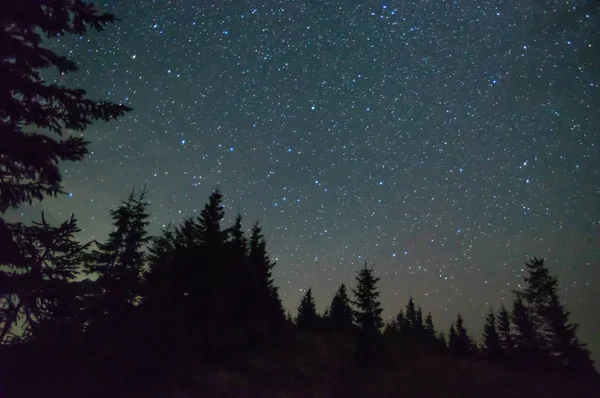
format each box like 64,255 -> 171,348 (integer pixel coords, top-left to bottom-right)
296,288 -> 320,331
327,283 -> 354,332
482,308 -> 502,359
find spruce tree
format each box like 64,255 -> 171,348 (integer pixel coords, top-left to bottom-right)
511,296 -> 539,361
0,1 -> 131,213
482,308 -> 502,358
327,283 -> 354,332
437,330 -> 447,349
497,304 -> 514,358
449,314 -> 472,356
0,214 -> 88,344
0,0 -> 129,346
519,257 -> 594,372
296,288 -> 319,331
415,306 -> 425,340
424,312 -> 436,341
352,262 -> 384,334
248,221 -> 285,334
352,262 -> 384,366
85,188 -> 150,328
405,297 -> 417,331
395,310 -> 408,335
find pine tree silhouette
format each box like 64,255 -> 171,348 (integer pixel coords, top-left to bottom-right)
511,296 -> 540,362
247,221 -> 286,338
497,304 -> 514,359
327,283 -> 354,333
449,314 -> 472,356
0,214 -> 89,344
352,262 -> 384,366
519,257 -> 595,373
84,188 -> 150,332
0,0 -> 129,348
405,297 -> 417,332
395,310 -> 408,335
0,2 -> 131,213
424,312 -> 436,342
482,308 -> 502,358
296,288 -> 319,331
415,306 -> 425,340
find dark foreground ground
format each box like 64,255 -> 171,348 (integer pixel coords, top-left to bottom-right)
154,332 -> 600,398
2,331 -> 599,398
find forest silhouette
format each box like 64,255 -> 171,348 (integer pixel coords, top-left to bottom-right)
0,2 -> 599,397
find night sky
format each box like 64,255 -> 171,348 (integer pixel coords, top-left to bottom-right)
16,1 -> 600,363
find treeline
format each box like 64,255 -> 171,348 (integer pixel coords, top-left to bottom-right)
1,188 -> 597,397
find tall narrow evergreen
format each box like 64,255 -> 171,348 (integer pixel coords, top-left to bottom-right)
497,304 -> 514,358
405,297 -> 417,331
482,308 -> 502,358
511,296 -> 539,360
296,288 -> 319,331
352,262 -> 384,334
518,257 -> 594,372
352,262 -> 384,366
248,221 -> 285,332
85,188 -> 150,326
424,312 -> 436,341
415,306 -> 425,340
449,314 -> 472,356
395,310 -> 408,335
327,283 -> 354,332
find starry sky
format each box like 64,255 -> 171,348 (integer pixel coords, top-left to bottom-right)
15,0 -> 600,363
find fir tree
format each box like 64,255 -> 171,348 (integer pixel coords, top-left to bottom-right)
85,188 -> 150,327
449,314 -> 472,356
405,297 -> 417,331
296,288 -> 319,331
0,1 -> 131,213
327,283 -> 354,332
0,214 -> 89,343
437,330 -> 447,349
511,296 -> 539,361
0,0 -> 129,347
395,310 -> 408,335
424,312 -> 436,341
352,262 -> 384,334
415,306 -> 425,340
351,262 -> 384,366
497,304 -> 514,358
519,257 -> 594,372
482,308 -> 502,358
247,221 -> 285,333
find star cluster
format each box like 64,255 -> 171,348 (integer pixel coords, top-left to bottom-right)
22,1 -> 599,363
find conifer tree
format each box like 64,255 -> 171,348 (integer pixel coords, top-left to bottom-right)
85,188 -> 150,328
0,1 -> 131,213
327,283 -> 354,332
0,0 -> 129,346
405,297 -> 417,331
352,262 -> 384,366
482,308 -> 502,358
0,214 -> 89,343
296,288 -> 319,331
449,314 -> 472,356
424,312 -> 436,341
437,330 -> 447,349
395,310 -> 408,335
415,306 -> 425,340
497,304 -> 514,358
511,296 -> 539,361
352,262 -> 384,334
519,257 -> 594,372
